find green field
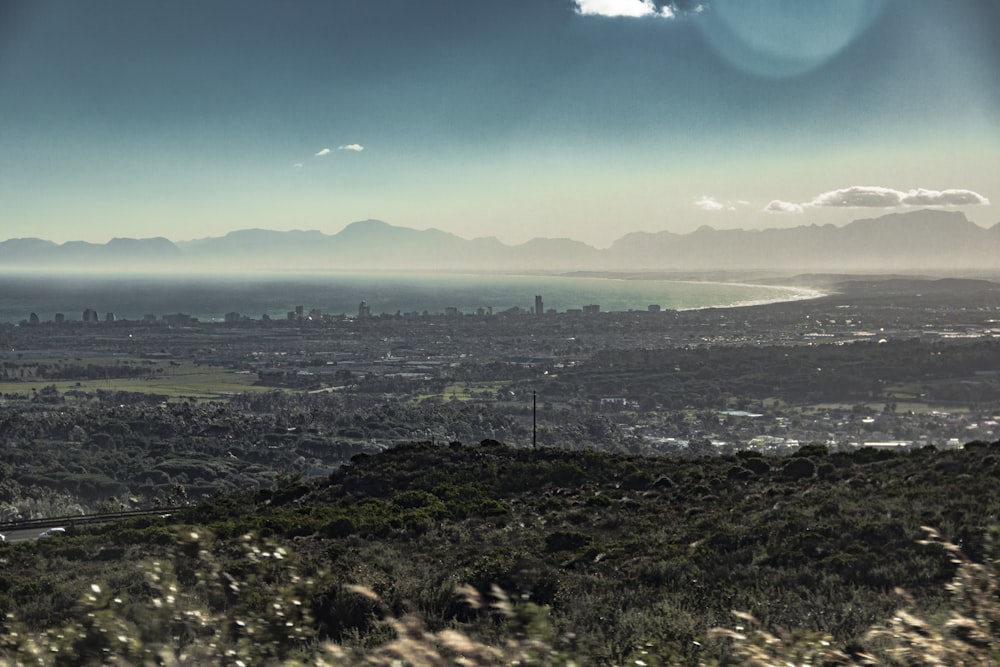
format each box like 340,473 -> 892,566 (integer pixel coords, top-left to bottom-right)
439,381 -> 505,401
0,359 -> 275,401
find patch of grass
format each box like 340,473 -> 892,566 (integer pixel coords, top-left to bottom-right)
440,382 -> 504,402
0,361 -> 276,400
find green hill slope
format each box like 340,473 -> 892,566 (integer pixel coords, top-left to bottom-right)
6,439 -> 1000,664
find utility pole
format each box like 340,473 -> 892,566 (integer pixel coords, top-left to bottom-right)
533,390 -> 537,449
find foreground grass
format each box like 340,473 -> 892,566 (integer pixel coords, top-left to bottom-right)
4,440 -> 1000,664
2,527 -> 999,666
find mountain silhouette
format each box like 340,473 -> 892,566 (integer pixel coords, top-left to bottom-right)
2,210 -> 997,273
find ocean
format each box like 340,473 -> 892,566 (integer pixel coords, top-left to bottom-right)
0,272 -> 820,324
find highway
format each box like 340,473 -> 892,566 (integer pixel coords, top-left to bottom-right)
0,507 -> 185,543
3,527 -> 61,543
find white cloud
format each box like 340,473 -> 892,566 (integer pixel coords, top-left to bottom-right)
763,186 -> 991,214
809,186 -> 903,208
292,163 -> 304,168
764,200 -> 804,214
574,0 -> 675,19
338,144 -> 364,152
314,148 -> 331,157
695,186 -> 988,217
807,186 -> 990,208
900,188 -> 990,206
696,196 -> 751,212
695,195 -> 726,212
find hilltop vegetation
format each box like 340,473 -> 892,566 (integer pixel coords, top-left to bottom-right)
4,439 -> 1000,664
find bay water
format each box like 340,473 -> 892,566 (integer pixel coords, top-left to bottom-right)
0,272 -> 820,324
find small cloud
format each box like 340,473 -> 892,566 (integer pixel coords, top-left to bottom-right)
292,163 -> 304,168
696,195 -> 749,212
809,186 -> 903,208
314,148 -> 331,157
574,0 -> 675,18
695,195 -> 726,212
900,188 -> 989,206
764,200 -> 804,214
338,144 -> 364,152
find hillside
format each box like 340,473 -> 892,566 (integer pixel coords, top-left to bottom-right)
6,439 -> 1000,664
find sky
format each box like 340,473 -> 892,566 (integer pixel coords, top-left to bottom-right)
0,0 -> 997,248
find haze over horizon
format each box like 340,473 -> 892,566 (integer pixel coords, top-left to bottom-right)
1,0 -> 997,249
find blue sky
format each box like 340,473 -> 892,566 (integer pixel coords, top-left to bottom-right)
1,0 -> 997,247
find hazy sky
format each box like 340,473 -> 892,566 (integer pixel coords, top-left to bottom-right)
1,0 -> 997,247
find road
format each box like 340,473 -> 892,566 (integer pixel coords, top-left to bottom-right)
2,527 -> 64,543
0,507 -> 184,543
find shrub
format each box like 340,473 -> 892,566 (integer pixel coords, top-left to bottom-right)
781,457 -> 815,480
544,530 -> 592,553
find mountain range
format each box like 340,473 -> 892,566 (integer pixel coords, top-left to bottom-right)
1,209 -> 998,273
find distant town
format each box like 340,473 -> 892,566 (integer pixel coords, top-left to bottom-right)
6,276 -> 1000,466
19,294 -> 618,327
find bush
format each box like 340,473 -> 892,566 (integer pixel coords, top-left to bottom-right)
544,530 -> 592,553
781,457 -> 815,480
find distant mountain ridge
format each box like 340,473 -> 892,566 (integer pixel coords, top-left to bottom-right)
0,236 -> 180,268
2,210 -> 998,272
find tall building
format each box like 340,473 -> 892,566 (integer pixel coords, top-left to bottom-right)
535,295 -> 543,316
358,300 -> 371,318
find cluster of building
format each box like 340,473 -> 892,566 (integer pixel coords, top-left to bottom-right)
23,311 -> 198,326
20,294 -> 670,328
25,310 -> 117,325
257,295 -> 659,323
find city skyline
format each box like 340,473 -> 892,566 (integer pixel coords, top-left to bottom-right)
1,0 -> 997,248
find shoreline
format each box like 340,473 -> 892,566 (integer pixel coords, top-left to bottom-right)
28,271 -> 1000,325
667,281 -> 826,311
0,271 -> 825,325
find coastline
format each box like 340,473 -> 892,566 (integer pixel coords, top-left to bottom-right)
659,280 -> 825,310
0,271 -> 831,324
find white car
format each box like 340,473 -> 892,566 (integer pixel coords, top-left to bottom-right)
38,527 -> 66,539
